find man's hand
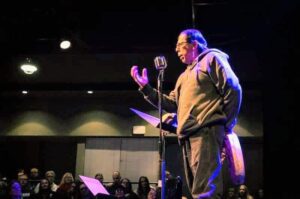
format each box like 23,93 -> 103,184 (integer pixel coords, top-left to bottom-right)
130,65 -> 149,88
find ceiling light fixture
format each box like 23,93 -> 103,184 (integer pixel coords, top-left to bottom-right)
20,58 -> 38,75
87,90 -> 94,94
60,40 -> 71,49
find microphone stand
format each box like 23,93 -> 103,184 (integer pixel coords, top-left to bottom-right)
157,69 -> 165,199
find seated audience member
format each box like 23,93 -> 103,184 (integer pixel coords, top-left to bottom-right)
18,173 -> 33,199
32,179 -> 55,199
55,172 -> 75,199
95,173 -> 109,190
237,185 -> 253,199
9,181 -> 22,199
0,175 -> 8,199
78,183 -> 94,199
136,176 -> 154,199
114,185 -> 126,199
29,168 -> 41,190
95,174 -> 104,184
224,187 -> 236,199
120,178 -> 138,199
35,171 -> 58,193
106,172 -> 122,196
255,188 -> 264,199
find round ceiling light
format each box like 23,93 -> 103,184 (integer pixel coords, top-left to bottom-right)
20,58 -> 38,75
60,40 -> 71,49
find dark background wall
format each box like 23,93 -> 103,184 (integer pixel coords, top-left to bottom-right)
257,1 -> 298,198
0,137 -> 78,181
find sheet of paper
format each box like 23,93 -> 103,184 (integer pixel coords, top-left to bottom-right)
79,175 -> 110,196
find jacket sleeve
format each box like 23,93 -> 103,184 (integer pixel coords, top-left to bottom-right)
208,54 -> 242,132
139,84 -> 178,113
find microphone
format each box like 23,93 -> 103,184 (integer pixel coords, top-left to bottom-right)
154,56 -> 167,70
154,55 -> 167,199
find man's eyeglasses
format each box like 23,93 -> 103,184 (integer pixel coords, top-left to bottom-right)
176,41 -> 189,48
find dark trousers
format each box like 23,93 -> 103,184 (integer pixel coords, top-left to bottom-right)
181,125 -> 225,199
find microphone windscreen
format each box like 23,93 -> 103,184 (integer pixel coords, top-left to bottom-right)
154,56 -> 167,70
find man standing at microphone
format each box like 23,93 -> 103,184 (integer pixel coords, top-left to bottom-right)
130,29 -> 242,199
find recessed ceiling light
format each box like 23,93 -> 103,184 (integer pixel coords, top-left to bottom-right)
22,90 -> 28,94
20,58 -> 38,75
87,90 -> 93,94
60,40 -> 71,49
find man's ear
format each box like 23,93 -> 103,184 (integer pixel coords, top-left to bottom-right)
193,40 -> 206,52
191,40 -> 198,49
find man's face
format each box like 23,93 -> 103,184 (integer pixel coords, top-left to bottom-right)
95,174 -> 103,183
175,34 -> 196,65
40,179 -> 49,190
18,175 -> 28,187
30,169 -> 39,178
228,188 -> 235,197
112,172 -> 121,184
46,173 -> 55,184
239,185 -> 246,195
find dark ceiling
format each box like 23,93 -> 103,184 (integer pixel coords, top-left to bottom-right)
0,0 -> 298,94
0,0 -> 268,53
0,0 -> 192,54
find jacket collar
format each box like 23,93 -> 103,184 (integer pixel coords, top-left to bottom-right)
187,48 -> 211,70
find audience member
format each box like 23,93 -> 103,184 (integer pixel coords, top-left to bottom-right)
224,187 -> 236,199
95,174 -> 104,184
136,176 -> 153,199
78,183 -> 94,199
254,188 -> 264,199
18,173 -> 33,199
9,181 -> 22,199
120,178 -> 138,199
114,185 -> 125,199
29,168 -> 41,190
54,172 -> 75,199
106,171 -> 122,196
32,179 -> 55,199
0,175 -> 8,199
35,171 -> 58,194
237,185 -> 253,199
